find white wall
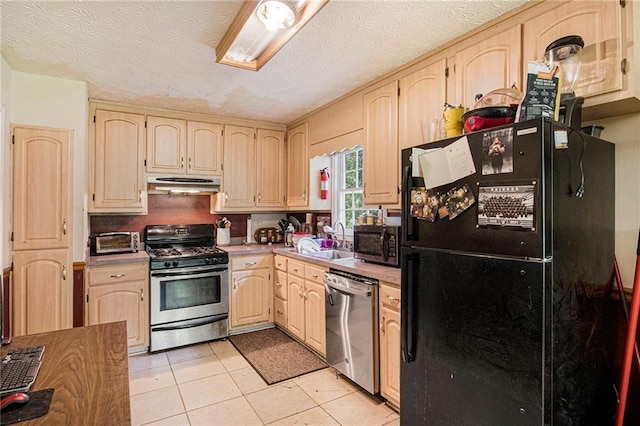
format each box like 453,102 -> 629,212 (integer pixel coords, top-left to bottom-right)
10,72 -> 88,262
585,112 -> 640,289
1,56 -> 13,269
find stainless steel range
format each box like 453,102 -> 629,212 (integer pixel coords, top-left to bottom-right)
145,224 -> 229,352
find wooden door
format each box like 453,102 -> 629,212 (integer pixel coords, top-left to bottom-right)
187,121 -> 223,176
287,274 -> 305,340
522,0 -> 621,99
380,305 -> 401,408
92,110 -> 146,213
364,80 -> 399,205
12,126 -> 72,250
304,280 -> 326,356
12,249 -> 72,336
286,122 -> 309,208
231,269 -> 270,327
222,125 -> 256,208
399,59 -> 447,148
256,129 -> 286,208
454,25 -> 522,109
88,282 -> 147,348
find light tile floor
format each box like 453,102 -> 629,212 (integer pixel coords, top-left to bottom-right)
129,339 -> 400,426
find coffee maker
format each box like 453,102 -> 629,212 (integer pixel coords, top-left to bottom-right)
544,35 -> 585,130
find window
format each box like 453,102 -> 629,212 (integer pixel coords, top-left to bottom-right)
332,147 -> 365,233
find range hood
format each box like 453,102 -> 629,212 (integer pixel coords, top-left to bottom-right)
148,176 -> 221,194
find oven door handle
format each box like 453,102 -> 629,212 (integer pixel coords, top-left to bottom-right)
151,314 -> 228,331
152,267 -> 227,278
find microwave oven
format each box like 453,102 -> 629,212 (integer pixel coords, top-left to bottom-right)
353,225 -> 400,267
90,232 -> 140,255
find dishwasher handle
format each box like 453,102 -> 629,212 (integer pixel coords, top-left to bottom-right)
324,277 -> 372,297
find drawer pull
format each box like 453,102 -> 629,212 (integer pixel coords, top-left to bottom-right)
311,274 -> 319,279
387,295 -> 400,303
293,268 -> 299,273
245,262 -> 257,267
110,273 -> 127,278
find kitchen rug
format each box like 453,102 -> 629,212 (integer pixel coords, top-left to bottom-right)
228,327 -> 327,385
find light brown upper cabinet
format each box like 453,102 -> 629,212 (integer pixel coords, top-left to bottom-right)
363,80 -> 399,206
256,129 -> 286,208
212,125 -> 285,211
146,116 -> 186,174
452,25 -> 522,110
90,109 -> 147,213
12,126 -> 72,250
219,124 -> 256,209
146,116 -> 223,176
286,122 -> 309,208
188,121 -> 223,176
399,59 -> 447,149
522,0 -> 633,120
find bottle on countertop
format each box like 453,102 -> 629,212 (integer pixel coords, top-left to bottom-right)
366,210 -> 374,225
377,205 -> 384,225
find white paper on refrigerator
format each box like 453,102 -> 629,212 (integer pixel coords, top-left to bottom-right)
418,136 -> 476,188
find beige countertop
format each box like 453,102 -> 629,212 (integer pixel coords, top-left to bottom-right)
86,250 -> 150,267
84,244 -> 401,286
222,244 -> 400,286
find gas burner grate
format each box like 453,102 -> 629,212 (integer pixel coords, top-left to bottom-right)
152,248 -> 183,257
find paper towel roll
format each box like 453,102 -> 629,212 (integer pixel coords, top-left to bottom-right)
306,213 -> 313,224
246,216 -> 252,243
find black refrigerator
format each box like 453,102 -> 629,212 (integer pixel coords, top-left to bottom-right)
400,118 -> 618,425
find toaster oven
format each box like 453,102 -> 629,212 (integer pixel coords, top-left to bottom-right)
90,232 -> 140,255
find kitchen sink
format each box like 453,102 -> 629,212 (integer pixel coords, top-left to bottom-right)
301,249 -> 354,260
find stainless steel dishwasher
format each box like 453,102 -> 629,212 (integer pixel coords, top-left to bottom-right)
324,268 -> 379,394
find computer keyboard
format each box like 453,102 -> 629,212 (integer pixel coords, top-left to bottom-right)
0,345 -> 45,396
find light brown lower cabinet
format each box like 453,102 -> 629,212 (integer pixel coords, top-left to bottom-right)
12,249 -> 73,336
86,262 -> 149,351
230,254 -> 273,329
379,281 -> 401,408
283,257 -> 327,356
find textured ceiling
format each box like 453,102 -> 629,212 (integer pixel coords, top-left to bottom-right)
1,0 -> 528,124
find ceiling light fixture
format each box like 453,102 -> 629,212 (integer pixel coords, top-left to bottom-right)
215,0 -> 328,71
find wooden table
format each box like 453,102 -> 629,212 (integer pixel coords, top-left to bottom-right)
1,321 -> 131,425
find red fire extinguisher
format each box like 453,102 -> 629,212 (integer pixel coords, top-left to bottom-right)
320,168 -> 330,200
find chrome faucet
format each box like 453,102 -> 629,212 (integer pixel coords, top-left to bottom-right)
332,221 -> 346,249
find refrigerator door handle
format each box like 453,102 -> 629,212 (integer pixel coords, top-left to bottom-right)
401,251 -> 416,363
402,165 -> 414,242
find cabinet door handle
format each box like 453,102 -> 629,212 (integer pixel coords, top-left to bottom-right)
276,282 -> 283,288
233,277 -> 237,290
387,295 -> 400,304
140,289 -> 144,301
181,157 -> 184,168
225,192 -> 228,202
62,265 -> 67,280
139,190 -> 142,202
62,219 -> 67,235
110,273 -> 127,278
302,191 -> 306,200
258,193 -> 261,202
380,316 -> 385,335
188,157 -> 192,169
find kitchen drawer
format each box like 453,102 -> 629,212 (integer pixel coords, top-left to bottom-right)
274,255 -> 287,271
304,264 -> 326,284
274,269 -> 287,300
287,259 -> 305,277
87,263 -> 148,286
274,297 -> 287,328
379,282 -> 401,311
231,254 -> 272,271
